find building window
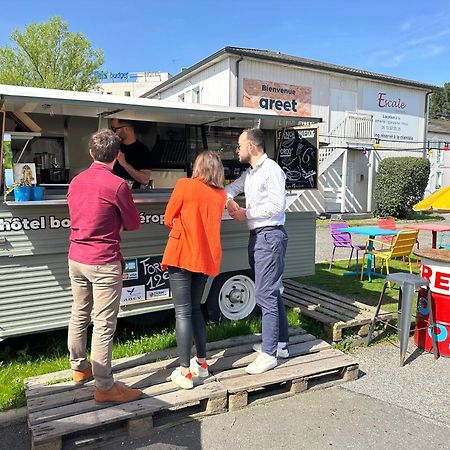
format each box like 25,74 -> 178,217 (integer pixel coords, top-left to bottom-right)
178,93 -> 185,103
436,171 -> 443,189
124,91 -> 131,96
106,92 -> 112,95
192,87 -> 200,104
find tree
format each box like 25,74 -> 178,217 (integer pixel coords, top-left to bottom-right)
0,17 -> 104,91
429,83 -> 450,120
374,157 -> 430,218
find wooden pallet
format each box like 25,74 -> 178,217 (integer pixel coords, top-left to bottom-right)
282,279 -> 394,341
25,328 -> 358,449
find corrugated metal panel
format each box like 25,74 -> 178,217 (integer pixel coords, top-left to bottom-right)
0,202 -> 316,340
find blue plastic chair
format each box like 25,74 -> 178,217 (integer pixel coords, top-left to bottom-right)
438,232 -> 450,249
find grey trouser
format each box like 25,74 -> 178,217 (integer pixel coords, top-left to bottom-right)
68,259 -> 122,391
248,226 -> 289,357
168,267 -> 208,368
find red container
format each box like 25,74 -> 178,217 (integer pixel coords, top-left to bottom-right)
414,288 -> 450,357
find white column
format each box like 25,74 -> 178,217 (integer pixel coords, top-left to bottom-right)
367,150 -> 375,212
340,148 -> 348,213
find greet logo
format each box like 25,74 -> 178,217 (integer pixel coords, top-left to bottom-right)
243,79 -> 311,117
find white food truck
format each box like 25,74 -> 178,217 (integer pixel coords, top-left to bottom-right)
0,85 -> 320,342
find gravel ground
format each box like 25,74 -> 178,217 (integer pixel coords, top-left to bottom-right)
343,341 -> 450,428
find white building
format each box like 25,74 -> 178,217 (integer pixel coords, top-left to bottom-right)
95,71 -> 171,97
427,119 -> 450,194
143,47 -> 440,213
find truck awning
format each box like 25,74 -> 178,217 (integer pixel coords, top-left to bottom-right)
0,84 -> 322,130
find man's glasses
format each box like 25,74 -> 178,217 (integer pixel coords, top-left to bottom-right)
111,125 -> 126,132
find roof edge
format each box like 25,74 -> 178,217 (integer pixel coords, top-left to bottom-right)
142,46 -> 441,98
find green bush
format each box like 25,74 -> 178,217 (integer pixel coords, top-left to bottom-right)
374,157 -> 430,218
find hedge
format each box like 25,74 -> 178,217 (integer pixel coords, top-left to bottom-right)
374,156 -> 430,218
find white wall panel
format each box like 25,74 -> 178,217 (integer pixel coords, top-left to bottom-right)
159,58 -> 231,106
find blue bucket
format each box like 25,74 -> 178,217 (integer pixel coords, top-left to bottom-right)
31,186 -> 45,201
13,186 -> 32,201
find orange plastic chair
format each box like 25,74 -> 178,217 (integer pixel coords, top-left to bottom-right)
360,230 -> 419,285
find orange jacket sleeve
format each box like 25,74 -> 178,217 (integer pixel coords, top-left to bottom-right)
164,179 -> 184,229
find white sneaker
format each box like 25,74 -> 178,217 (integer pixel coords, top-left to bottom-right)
252,343 -> 290,359
189,357 -> 209,378
246,352 -> 277,374
170,367 -> 193,389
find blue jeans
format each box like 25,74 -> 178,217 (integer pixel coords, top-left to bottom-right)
248,226 -> 289,357
168,267 -> 208,368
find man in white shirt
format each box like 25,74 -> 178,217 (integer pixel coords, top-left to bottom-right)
225,128 -> 289,374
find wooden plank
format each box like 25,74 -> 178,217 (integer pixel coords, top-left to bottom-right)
214,348 -> 344,382
28,369 -> 216,425
284,292 -> 355,323
284,296 -> 342,325
283,283 -> 378,320
284,279 -> 367,307
207,332 -> 318,361
284,288 -> 373,321
209,339 -> 331,374
284,280 -> 394,317
282,280 -> 394,341
31,382 -> 227,445
25,328 -> 306,390
284,284 -> 364,315
220,354 -> 357,393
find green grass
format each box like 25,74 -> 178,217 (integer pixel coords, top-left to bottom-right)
296,259 -> 420,313
0,309 -> 310,412
0,256 -> 422,412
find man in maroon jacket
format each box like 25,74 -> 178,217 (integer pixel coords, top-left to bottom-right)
67,129 -> 142,404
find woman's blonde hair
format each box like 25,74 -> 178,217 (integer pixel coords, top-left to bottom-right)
192,151 -> 225,189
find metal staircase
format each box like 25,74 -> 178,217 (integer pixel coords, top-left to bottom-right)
288,112 -> 374,213
319,112 -> 373,176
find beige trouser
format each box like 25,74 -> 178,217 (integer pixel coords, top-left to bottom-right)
68,259 -> 122,391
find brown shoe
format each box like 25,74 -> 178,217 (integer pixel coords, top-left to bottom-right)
73,363 -> 93,385
94,383 -> 143,404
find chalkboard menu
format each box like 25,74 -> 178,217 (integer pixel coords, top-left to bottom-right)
120,255 -> 171,306
276,126 -> 319,189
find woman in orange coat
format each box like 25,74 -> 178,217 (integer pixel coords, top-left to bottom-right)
162,151 -> 226,389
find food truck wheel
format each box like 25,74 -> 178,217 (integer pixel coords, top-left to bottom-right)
206,271 -> 256,323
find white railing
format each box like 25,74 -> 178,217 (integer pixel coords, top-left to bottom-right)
344,113 -> 373,141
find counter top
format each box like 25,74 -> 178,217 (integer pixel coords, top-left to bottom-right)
4,189 -> 174,206
414,248 -> 450,262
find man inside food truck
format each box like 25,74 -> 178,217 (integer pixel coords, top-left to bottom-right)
110,118 -> 152,189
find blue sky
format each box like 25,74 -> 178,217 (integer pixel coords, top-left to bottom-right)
1,0 -> 449,86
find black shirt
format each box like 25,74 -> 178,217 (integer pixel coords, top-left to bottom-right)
113,140 -> 152,189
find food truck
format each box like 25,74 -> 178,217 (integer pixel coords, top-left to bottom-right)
0,85 -> 321,342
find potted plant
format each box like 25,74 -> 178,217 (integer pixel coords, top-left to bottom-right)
3,164 -> 44,202
3,180 -> 32,202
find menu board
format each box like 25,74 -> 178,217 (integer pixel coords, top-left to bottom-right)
276,126 -> 319,189
120,255 -> 171,306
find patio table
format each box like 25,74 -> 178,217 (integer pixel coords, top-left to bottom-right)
402,223 -> 450,249
337,226 -> 398,282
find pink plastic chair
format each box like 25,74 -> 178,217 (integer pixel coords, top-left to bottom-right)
329,222 -> 365,270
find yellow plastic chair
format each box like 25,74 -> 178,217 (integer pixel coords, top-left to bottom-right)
360,230 -> 419,283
